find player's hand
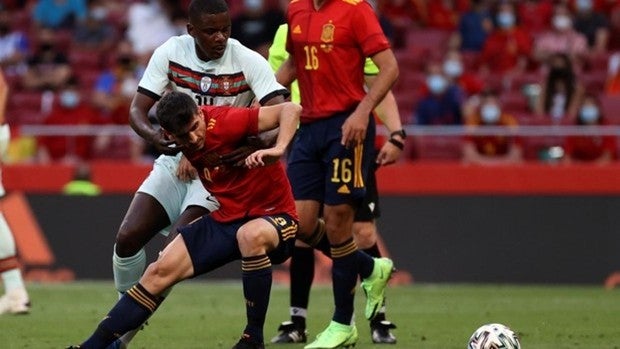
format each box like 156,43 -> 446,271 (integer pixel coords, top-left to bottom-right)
244,147 -> 284,169
376,139 -> 402,166
151,128 -> 181,156
341,111 -> 369,148
177,155 -> 198,182
220,136 -> 263,167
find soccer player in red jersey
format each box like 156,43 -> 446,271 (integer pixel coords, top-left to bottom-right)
276,0 -> 400,347
67,92 -> 301,349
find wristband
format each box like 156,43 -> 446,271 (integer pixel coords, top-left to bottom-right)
390,129 -> 406,139
388,138 -> 404,150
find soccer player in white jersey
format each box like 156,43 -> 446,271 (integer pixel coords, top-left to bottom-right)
109,0 -> 288,347
0,69 -> 30,316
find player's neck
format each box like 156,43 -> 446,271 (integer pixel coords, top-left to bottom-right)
313,0 -> 327,10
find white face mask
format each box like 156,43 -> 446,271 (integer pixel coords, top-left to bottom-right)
244,0 -> 263,11
443,60 -> 463,78
496,12 -> 515,28
579,105 -> 599,123
60,90 -> 80,108
480,104 -> 501,124
427,74 -> 448,94
576,0 -> 593,12
553,15 -> 572,30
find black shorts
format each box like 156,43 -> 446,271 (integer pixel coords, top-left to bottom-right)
354,161 -> 381,222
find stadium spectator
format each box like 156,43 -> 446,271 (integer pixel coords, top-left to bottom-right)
35,76 -> 104,164
533,3 -> 588,70
68,91 -> 301,349
32,0 -> 87,30
125,0 -> 185,66
21,27 -> 72,92
0,68 -> 30,316
275,0 -> 397,347
425,0 -> 468,31
462,90 -> 523,165
0,7 -> 29,79
72,0 -> 117,55
516,0 -> 554,35
107,0 -> 290,347
415,61 -> 464,125
563,93 -> 617,164
91,40 -> 141,124
444,48 -> 485,97
231,0 -> 285,58
452,0 -> 493,52
534,53 -> 585,123
572,0 -> 610,54
479,1 -> 532,86
378,0 -> 426,48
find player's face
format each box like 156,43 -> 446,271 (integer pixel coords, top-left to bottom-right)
187,12 -> 231,61
166,111 -> 207,151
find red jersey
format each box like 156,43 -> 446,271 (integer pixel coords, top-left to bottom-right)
286,0 -> 390,123
183,105 -> 297,223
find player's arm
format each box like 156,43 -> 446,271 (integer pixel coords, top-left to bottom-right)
275,56 -> 297,88
342,49 -> 399,147
245,102 -> 302,168
365,74 -> 404,166
129,92 -> 178,156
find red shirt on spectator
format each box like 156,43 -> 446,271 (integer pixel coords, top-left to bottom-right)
517,0 -> 554,34
481,27 -> 532,74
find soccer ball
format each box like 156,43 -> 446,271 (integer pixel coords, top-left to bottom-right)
467,323 -> 521,349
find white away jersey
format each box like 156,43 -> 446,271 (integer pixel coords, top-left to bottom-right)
138,35 -> 288,107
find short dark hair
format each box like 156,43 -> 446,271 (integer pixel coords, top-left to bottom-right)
156,91 -> 198,132
188,0 -> 228,20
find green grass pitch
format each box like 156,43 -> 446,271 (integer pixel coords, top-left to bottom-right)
1,282 -> 619,348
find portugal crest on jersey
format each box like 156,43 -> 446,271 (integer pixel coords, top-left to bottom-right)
200,76 -> 212,92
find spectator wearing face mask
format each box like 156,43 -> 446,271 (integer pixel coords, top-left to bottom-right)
21,27 -> 72,92
479,1 -> 532,83
452,0 -> 493,53
414,61 -> 464,125
0,7 -> 29,78
563,93 -> 616,164
572,0 -> 610,54
36,76 -> 105,164
533,3 -> 588,71
517,0 -> 554,35
462,90 -> 523,165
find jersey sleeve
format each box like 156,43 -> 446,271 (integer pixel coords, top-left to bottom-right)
137,38 -> 175,100
241,48 -> 288,105
351,3 -> 391,57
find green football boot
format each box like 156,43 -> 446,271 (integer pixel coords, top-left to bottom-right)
361,257 -> 394,320
304,321 -> 358,349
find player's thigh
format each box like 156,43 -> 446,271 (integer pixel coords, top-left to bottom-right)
236,218 -> 282,256
180,216 -> 242,276
141,234 -> 193,294
294,200 -> 321,238
135,154 -> 188,235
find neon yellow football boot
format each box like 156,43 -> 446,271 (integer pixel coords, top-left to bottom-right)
361,257 -> 394,320
304,321 -> 358,349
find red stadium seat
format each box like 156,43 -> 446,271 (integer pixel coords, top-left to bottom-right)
410,135 -> 463,161
600,95 -> 620,124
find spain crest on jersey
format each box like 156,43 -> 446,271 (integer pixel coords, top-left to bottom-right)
200,76 -> 212,92
321,22 -> 335,43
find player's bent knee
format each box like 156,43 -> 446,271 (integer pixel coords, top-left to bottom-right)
142,260 -> 178,293
114,230 -> 144,257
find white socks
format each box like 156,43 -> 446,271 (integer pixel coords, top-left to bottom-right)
112,246 -> 146,294
0,212 -> 25,292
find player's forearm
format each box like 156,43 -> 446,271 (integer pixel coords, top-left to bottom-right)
275,57 -> 297,88
358,54 -> 398,117
374,90 -> 402,133
0,70 -> 7,124
274,102 -> 301,151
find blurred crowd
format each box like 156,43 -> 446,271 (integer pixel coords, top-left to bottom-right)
2,0 -> 620,165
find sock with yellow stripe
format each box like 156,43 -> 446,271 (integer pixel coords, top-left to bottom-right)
331,238 -> 361,324
80,283 -> 164,348
241,255 -> 272,344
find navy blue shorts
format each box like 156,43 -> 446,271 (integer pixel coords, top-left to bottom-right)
287,112 -> 376,206
179,213 -> 297,276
